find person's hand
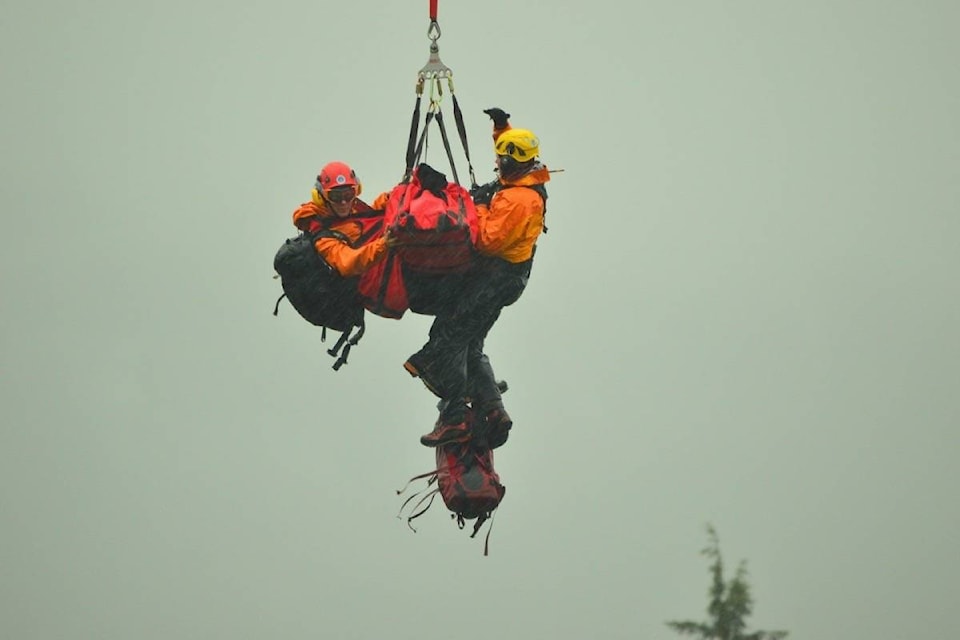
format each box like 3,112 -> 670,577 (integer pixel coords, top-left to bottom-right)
469,180 -> 499,206
384,227 -> 403,248
483,107 -> 511,129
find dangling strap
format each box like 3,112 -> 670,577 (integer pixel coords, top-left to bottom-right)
405,488 -> 440,532
327,330 -> 351,360
482,508 -> 500,556
272,292 -> 286,316
395,465 -> 441,530
333,343 -> 352,371
395,468 -> 440,496
470,513 -> 488,539
330,317 -> 366,371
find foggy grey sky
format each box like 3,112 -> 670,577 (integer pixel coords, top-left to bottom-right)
2,1 -> 958,639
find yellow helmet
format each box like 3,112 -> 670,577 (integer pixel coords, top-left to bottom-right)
495,128 -> 540,162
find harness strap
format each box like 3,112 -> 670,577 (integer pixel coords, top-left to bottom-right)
404,92 -> 474,187
405,96 -> 422,179
412,111 -> 437,172
530,183 -> 549,233
434,109 -> 460,185
452,95 -> 477,187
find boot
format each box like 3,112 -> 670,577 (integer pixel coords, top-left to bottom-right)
420,417 -> 471,447
403,351 -> 443,398
420,400 -> 471,447
483,405 -> 513,450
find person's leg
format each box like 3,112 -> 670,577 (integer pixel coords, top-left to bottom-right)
466,336 -> 514,450
403,273 -> 467,398
417,311 -> 495,447
463,268 -> 529,448
416,266 -> 525,447
418,300 -> 502,447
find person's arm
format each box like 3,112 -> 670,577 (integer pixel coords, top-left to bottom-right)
483,107 -> 512,142
292,201 -> 325,232
370,191 -> 391,210
314,236 -> 388,277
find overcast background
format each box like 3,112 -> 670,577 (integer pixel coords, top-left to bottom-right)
2,1 -> 958,639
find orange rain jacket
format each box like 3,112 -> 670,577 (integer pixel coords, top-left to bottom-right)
291,192 -> 390,277
476,123 -> 550,263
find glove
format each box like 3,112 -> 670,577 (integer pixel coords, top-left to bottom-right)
483,107 -> 511,129
469,180 -> 500,206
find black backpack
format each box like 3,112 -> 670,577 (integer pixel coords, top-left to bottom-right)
272,218 -> 381,369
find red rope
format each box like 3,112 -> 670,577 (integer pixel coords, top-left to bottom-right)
429,0 -> 438,21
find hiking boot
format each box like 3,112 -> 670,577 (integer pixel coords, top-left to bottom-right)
403,352 -> 442,398
485,407 -> 513,450
420,420 -> 472,448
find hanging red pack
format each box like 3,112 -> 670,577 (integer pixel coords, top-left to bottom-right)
385,162 -> 478,274
396,423 -> 506,556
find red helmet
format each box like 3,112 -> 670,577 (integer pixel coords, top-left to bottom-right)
317,161 -> 360,195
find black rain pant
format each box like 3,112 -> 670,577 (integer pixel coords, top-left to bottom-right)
408,257 -> 532,421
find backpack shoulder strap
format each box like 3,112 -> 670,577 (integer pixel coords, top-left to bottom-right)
526,183 -> 548,208
313,228 -> 351,243
525,184 -> 549,233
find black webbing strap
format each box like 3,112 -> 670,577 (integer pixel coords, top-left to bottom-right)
452,95 -> 477,187
404,96 -> 423,180
403,93 -> 475,187
411,111 -> 436,171
327,330 -> 350,360
330,317 -> 366,371
434,109 -> 460,185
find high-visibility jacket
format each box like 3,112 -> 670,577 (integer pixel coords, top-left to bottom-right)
475,166 -> 549,264
290,192 -> 390,277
